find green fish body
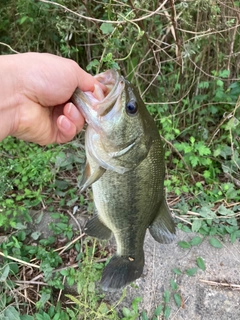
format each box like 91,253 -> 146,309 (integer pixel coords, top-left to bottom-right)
71,70 -> 175,291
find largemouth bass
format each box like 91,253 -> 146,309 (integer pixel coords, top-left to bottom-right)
71,70 -> 176,291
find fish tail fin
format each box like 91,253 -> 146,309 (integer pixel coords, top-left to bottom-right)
101,254 -> 144,291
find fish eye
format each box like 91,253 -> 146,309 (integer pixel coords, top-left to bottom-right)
126,100 -> 138,116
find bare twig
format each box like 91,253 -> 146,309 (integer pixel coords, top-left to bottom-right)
0,252 -> 40,269
58,233 -> 86,255
200,279 -> 240,290
0,42 -> 19,53
38,0 -> 169,24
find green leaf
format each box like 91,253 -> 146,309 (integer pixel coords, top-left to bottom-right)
181,225 -> 192,233
198,81 -> 209,89
170,279 -> 178,290
122,307 -> 131,317
172,268 -> 182,275
186,267 -> 198,276
174,293 -> 182,308
154,305 -> 163,316
9,263 -> 19,275
98,302 -> 109,314
164,306 -> 171,318
100,22 -> 114,34
20,315 -> 34,320
5,306 -> 21,320
141,310 -> 148,320
216,79 -> 224,87
178,241 -> 191,249
217,205 -> 235,216
189,236 -> 202,246
163,290 -> 170,303
31,231 -> 41,240
198,206 -> 216,219
209,238 -> 223,248
191,220 -> 202,233
196,257 -> 206,271
190,136 -> 195,144
18,16 -> 29,25
0,265 -> 10,282
231,230 -> 240,243
189,155 -> 199,167
225,117 -> 239,130
219,69 -> 230,78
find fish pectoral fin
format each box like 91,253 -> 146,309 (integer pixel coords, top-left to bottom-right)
149,199 -> 176,244
79,162 -> 106,192
84,215 -> 112,240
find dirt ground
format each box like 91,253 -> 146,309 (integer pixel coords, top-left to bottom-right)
105,229 -> 240,320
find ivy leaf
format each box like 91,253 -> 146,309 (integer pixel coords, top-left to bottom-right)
209,238 -> 223,248
196,257 -> 206,271
100,22 -> 114,34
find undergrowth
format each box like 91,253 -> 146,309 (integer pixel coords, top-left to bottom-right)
0,0 -> 240,319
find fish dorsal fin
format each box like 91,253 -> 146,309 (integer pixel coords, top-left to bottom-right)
149,199 -> 176,244
79,161 -> 106,192
85,214 -> 112,240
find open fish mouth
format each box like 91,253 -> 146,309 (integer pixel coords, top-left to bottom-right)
72,69 -> 125,119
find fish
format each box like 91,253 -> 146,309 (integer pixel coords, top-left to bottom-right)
71,69 -> 176,291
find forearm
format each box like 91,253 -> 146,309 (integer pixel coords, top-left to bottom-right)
0,54 -> 21,141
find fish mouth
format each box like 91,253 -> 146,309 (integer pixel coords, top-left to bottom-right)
72,69 -> 125,121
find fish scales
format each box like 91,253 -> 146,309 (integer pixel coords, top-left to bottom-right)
92,139 -> 164,255
71,69 -> 176,291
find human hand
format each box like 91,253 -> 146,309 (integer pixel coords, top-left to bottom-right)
0,53 -> 104,145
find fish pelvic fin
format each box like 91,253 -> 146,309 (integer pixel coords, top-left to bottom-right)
84,215 -> 112,240
101,254 -> 144,292
149,199 -> 176,244
79,162 -> 106,192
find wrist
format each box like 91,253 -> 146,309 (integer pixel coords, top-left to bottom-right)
0,54 -> 22,141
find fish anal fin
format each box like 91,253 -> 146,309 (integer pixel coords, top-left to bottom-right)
79,162 -> 106,192
101,254 -> 144,292
84,215 -> 112,240
149,199 -> 176,244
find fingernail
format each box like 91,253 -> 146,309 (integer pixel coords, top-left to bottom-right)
68,103 -> 80,120
59,116 -> 71,130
